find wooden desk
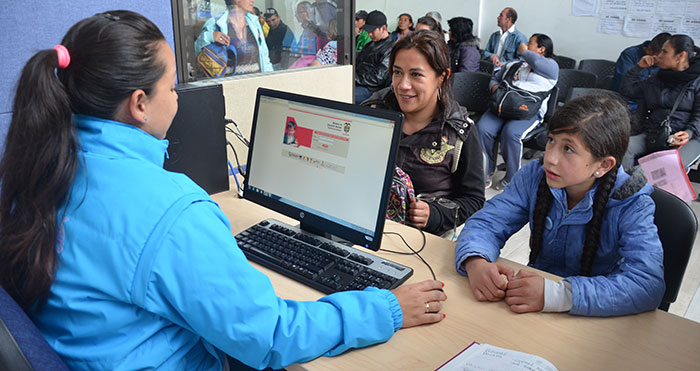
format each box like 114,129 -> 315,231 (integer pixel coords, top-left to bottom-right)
212,190 -> 700,371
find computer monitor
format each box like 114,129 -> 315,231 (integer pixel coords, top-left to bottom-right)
243,88 -> 404,251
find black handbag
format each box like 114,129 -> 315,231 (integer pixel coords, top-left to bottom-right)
489,62 -> 550,120
645,81 -> 692,152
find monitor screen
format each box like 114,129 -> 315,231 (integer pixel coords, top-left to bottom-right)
243,88 -> 404,251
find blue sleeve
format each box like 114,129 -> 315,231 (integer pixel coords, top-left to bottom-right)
611,48 -> 638,92
521,50 -> 559,81
455,161 -> 537,274
619,65 -> 647,99
566,195 -> 665,316
482,32 -> 498,60
195,17 -> 218,56
139,200 -> 401,369
248,14 -> 274,72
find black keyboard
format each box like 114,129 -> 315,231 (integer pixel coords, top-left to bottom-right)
235,219 -> 413,293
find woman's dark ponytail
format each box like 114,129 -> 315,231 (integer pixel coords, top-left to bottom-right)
0,10 -> 166,311
579,166 -> 618,276
0,49 -> 77,310
529,173 -> 554,265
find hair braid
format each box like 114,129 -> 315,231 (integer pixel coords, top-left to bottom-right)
529,170 -> 555,265
579,166 -> 619,276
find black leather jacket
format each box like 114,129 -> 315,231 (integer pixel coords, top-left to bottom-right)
354,36 -> 395,91
362,87 -> 485,235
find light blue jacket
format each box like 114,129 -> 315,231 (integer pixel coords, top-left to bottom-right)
195,10 -> 273,72
455,160 -> 665,317
31,115 -> 402,370
482,27 -> 528,63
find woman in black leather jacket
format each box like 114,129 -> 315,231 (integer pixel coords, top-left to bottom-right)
362,31 -> 485,237
620,34 -> 700,170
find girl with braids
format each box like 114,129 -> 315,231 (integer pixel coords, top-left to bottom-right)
0,10 -> 445,370
454,93 -> 665,317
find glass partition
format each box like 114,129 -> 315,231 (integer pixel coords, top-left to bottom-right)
172,0 -> 352,83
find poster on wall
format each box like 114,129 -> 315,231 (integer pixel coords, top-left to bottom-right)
574,0 -> 700,39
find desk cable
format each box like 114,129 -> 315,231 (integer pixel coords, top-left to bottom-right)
381,228 -> 437,281
225,118 -> 249,198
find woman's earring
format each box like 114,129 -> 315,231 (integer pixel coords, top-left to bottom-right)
438,87 -> 442,102
143,115 -> 148,123
595,171 -> 600,176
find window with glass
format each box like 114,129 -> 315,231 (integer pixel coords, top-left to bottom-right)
172,0 -> 352,82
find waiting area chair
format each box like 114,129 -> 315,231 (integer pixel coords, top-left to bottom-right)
553,55 -> 576,70
479,60 -> 494,75
578,59 -> 616,89
555,70 -> 597,105
566,87 -> 617,102
0,286 -> 68,370
452,71 -> 492,121
650,187 -> 698,311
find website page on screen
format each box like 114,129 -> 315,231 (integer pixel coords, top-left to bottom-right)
248,95 -> 396,235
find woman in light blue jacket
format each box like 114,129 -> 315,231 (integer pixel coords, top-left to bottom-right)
455,93 -> 665,317
0,10 -> 445,370
195,0 -> 273,75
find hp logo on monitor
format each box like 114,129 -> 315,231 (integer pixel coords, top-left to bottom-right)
299,212 -> 305,219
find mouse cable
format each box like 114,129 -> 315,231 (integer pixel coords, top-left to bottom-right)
381,228 -> 437,281
227,160 -> 242,195
225,118 -> 249,147
226,139 -> 246,195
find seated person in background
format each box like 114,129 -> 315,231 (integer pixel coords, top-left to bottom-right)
362,31 -> 485,237
620,34 -> 700,171
391,13 -> 414,41
194,0 -> 273,75
425,11 -> 449,43
610,32 -> 671,92
355,10 -> 371,51
311,19 -> 338,66
354,10 -> 395,104
415,15 -> 443,34
288,0 -> 327,67
264,8 -> 295,69
482,7 -> 527,68
310,0 -> 337,35
2,10 -> 447,370
447,16 -> 480,73
456,93 -> 665,317
479,34 -> 558,190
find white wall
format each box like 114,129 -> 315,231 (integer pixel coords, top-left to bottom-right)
355,0 -> 481,35
479,0 -> 648,63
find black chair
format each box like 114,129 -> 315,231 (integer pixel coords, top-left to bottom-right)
0,286 -> 69,370
552,55 -> 576,69
522,86 -> 559,153
451,71 -> 492,120
479,60 -> 494,75
555,70 -> 597,105
578,59 -> 616,89
566,87 -> 616,101
650,187 -> 698,311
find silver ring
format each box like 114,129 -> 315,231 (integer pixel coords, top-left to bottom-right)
425,302 -> 430,313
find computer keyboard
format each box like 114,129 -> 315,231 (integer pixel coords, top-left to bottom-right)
235,219 -> 414,293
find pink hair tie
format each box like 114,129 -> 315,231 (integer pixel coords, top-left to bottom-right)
53,45 -> 71,69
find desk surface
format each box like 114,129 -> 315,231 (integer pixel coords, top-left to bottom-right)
211,190 -> 700,371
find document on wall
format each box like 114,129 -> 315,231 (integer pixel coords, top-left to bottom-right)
657,0 -> 688,17
681,17 -> 700,40
628,0 -> 656,14
598,13 -> 625,34
436,342 -> 558,371
623,16 -> 653,37
572,0 -> 599,16
651,17 -> 682,34
600,0 -> 628,13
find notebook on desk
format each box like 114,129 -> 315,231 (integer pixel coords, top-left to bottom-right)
235,88 -> 412,293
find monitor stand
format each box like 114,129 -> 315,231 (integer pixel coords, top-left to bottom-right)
298,220 -> 354,247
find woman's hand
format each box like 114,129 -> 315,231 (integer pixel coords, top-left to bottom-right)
489,55 -> 503,67
407,197 -> 430,228
638,55 -> 658,68
463,257 -> 515,301
213,31 -> 230,46
392,280 -> 447,328
504,270 -> 544,313
517,42 -> 528,55
671,131 -> 690,146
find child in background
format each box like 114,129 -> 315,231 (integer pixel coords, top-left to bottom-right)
455,93 -> 665,317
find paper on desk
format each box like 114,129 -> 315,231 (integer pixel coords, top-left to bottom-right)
638,149 -> 697,202
436,342 -> 557,371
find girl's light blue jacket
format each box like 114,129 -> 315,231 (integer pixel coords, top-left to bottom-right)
31,115 -> 401,370
455,160 -> 665,317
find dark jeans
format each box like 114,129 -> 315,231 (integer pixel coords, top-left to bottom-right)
354,85 -> 373,104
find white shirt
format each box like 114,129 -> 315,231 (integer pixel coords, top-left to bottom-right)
496,24 -> 516,58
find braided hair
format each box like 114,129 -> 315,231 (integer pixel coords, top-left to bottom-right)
529,92 -> 630,276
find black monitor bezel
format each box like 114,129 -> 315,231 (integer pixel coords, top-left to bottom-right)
243,87 -> 404,251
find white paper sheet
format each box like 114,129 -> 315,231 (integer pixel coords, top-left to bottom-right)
623,16 -> 653,37
638,149 -> 697,202
657,0 -> 687,17
600,0 -> 628,13
681,17 -> 700,39
573,0 -> 599,16
651,16 -> 682,34
438,343 -> 558,371
598,13 -> 625,34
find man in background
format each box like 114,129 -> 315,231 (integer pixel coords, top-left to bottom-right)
264,8 -> 295,70
355,10 -> 371,51
482,7 -> 527,68
354,10 -> 394,103
610,32 -> 671,92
